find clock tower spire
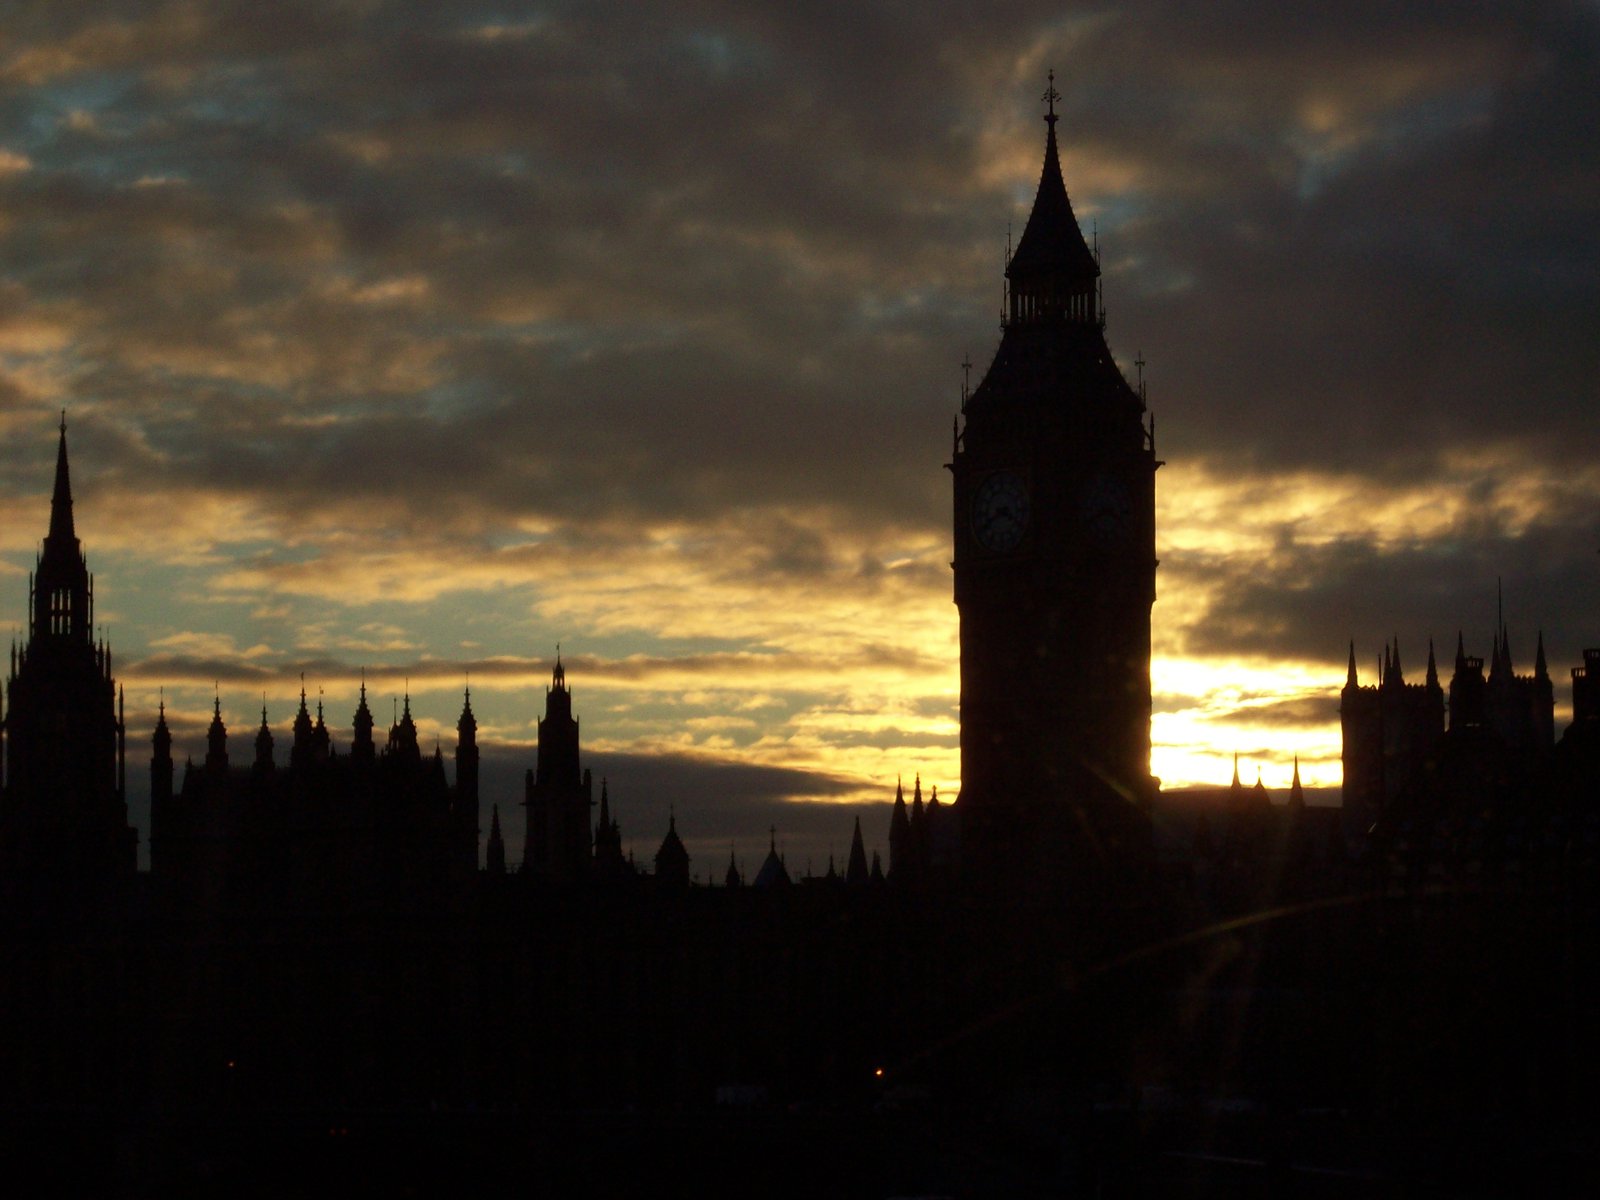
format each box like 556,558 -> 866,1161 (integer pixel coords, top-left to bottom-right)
951,76 -> 1158,893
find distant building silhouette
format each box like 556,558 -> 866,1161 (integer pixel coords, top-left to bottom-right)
0,420 -> 135,916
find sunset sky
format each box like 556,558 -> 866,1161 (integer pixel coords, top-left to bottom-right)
1,3 -> 1596,871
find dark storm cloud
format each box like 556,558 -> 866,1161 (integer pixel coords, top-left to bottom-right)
1073,2 -> 1600,475
9,1 -> 1593,526
1171,508 -> 1600,675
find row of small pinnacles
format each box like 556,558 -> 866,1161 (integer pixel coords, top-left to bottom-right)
143,665 -> 957,889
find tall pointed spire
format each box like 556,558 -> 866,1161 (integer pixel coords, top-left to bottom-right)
1535,630 -> 1548,679
1005,70 -> 1101,327
846,815 -> 869,886
48,412 -> 77,546
486,803 -> 506,875
205,693 -> 228,771
1426,638 -> 1439,688
254,700 -> 275,771
1346,639 -> 1358,687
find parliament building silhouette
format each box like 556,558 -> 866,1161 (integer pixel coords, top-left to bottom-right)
2,85 -> 1598,1195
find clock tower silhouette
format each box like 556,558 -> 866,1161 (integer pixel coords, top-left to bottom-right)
951,76 -> 1158,892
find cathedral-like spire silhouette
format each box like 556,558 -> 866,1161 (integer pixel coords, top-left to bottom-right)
753,826 -> 790,889
846,815 -> 869,886
33,416 -> 91,645
486,803 -> 506,875
352,676 -> 375,764
254,700 -> 274,772
205,694 -> 228,772
1005,68 -> 1101,325
48,414 -> 77,546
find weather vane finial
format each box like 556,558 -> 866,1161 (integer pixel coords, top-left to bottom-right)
1042,69 -> 1060,123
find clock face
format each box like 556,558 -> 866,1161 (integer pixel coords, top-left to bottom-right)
972,471 -> 1030,553
1082,474 -> 1132,541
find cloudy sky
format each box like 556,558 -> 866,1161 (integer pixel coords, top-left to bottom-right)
1,2 -> 1596,871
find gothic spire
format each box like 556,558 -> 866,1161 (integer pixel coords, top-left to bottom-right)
1426,638 -> 1439,688
255,700 -> 274,770
205,693 -> 228,771
48,413 -> 77,547
1006,69 -> 1101,326
846,815 -> 869,886
1346,640 -> 1358,688
486,803 -> 506,875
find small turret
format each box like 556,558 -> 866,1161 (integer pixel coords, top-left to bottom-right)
654,810 -> 689,889
351,679 -> 375,765
291,685 -> 314,769
845,815 -> 869,885
254,701 -> 274,773
151,695 -> 174,807
205,694 -> 228,773
312,695 -> 330,760
888,776 -> 910,878
752,827 -> 791,889
486,803 -> 506,875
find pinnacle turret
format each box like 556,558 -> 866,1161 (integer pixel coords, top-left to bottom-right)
846,815 -> 869,886
48,414 -> 77,547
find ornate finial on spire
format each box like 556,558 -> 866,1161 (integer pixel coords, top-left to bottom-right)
1042,69 -> 1060,124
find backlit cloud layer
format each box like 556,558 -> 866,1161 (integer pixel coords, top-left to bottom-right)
2,3 -> 1595,866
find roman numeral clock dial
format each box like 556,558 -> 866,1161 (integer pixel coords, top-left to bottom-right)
972,470 -> 1030,553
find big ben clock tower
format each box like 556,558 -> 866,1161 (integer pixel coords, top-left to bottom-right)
951,76 -> 1158,890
